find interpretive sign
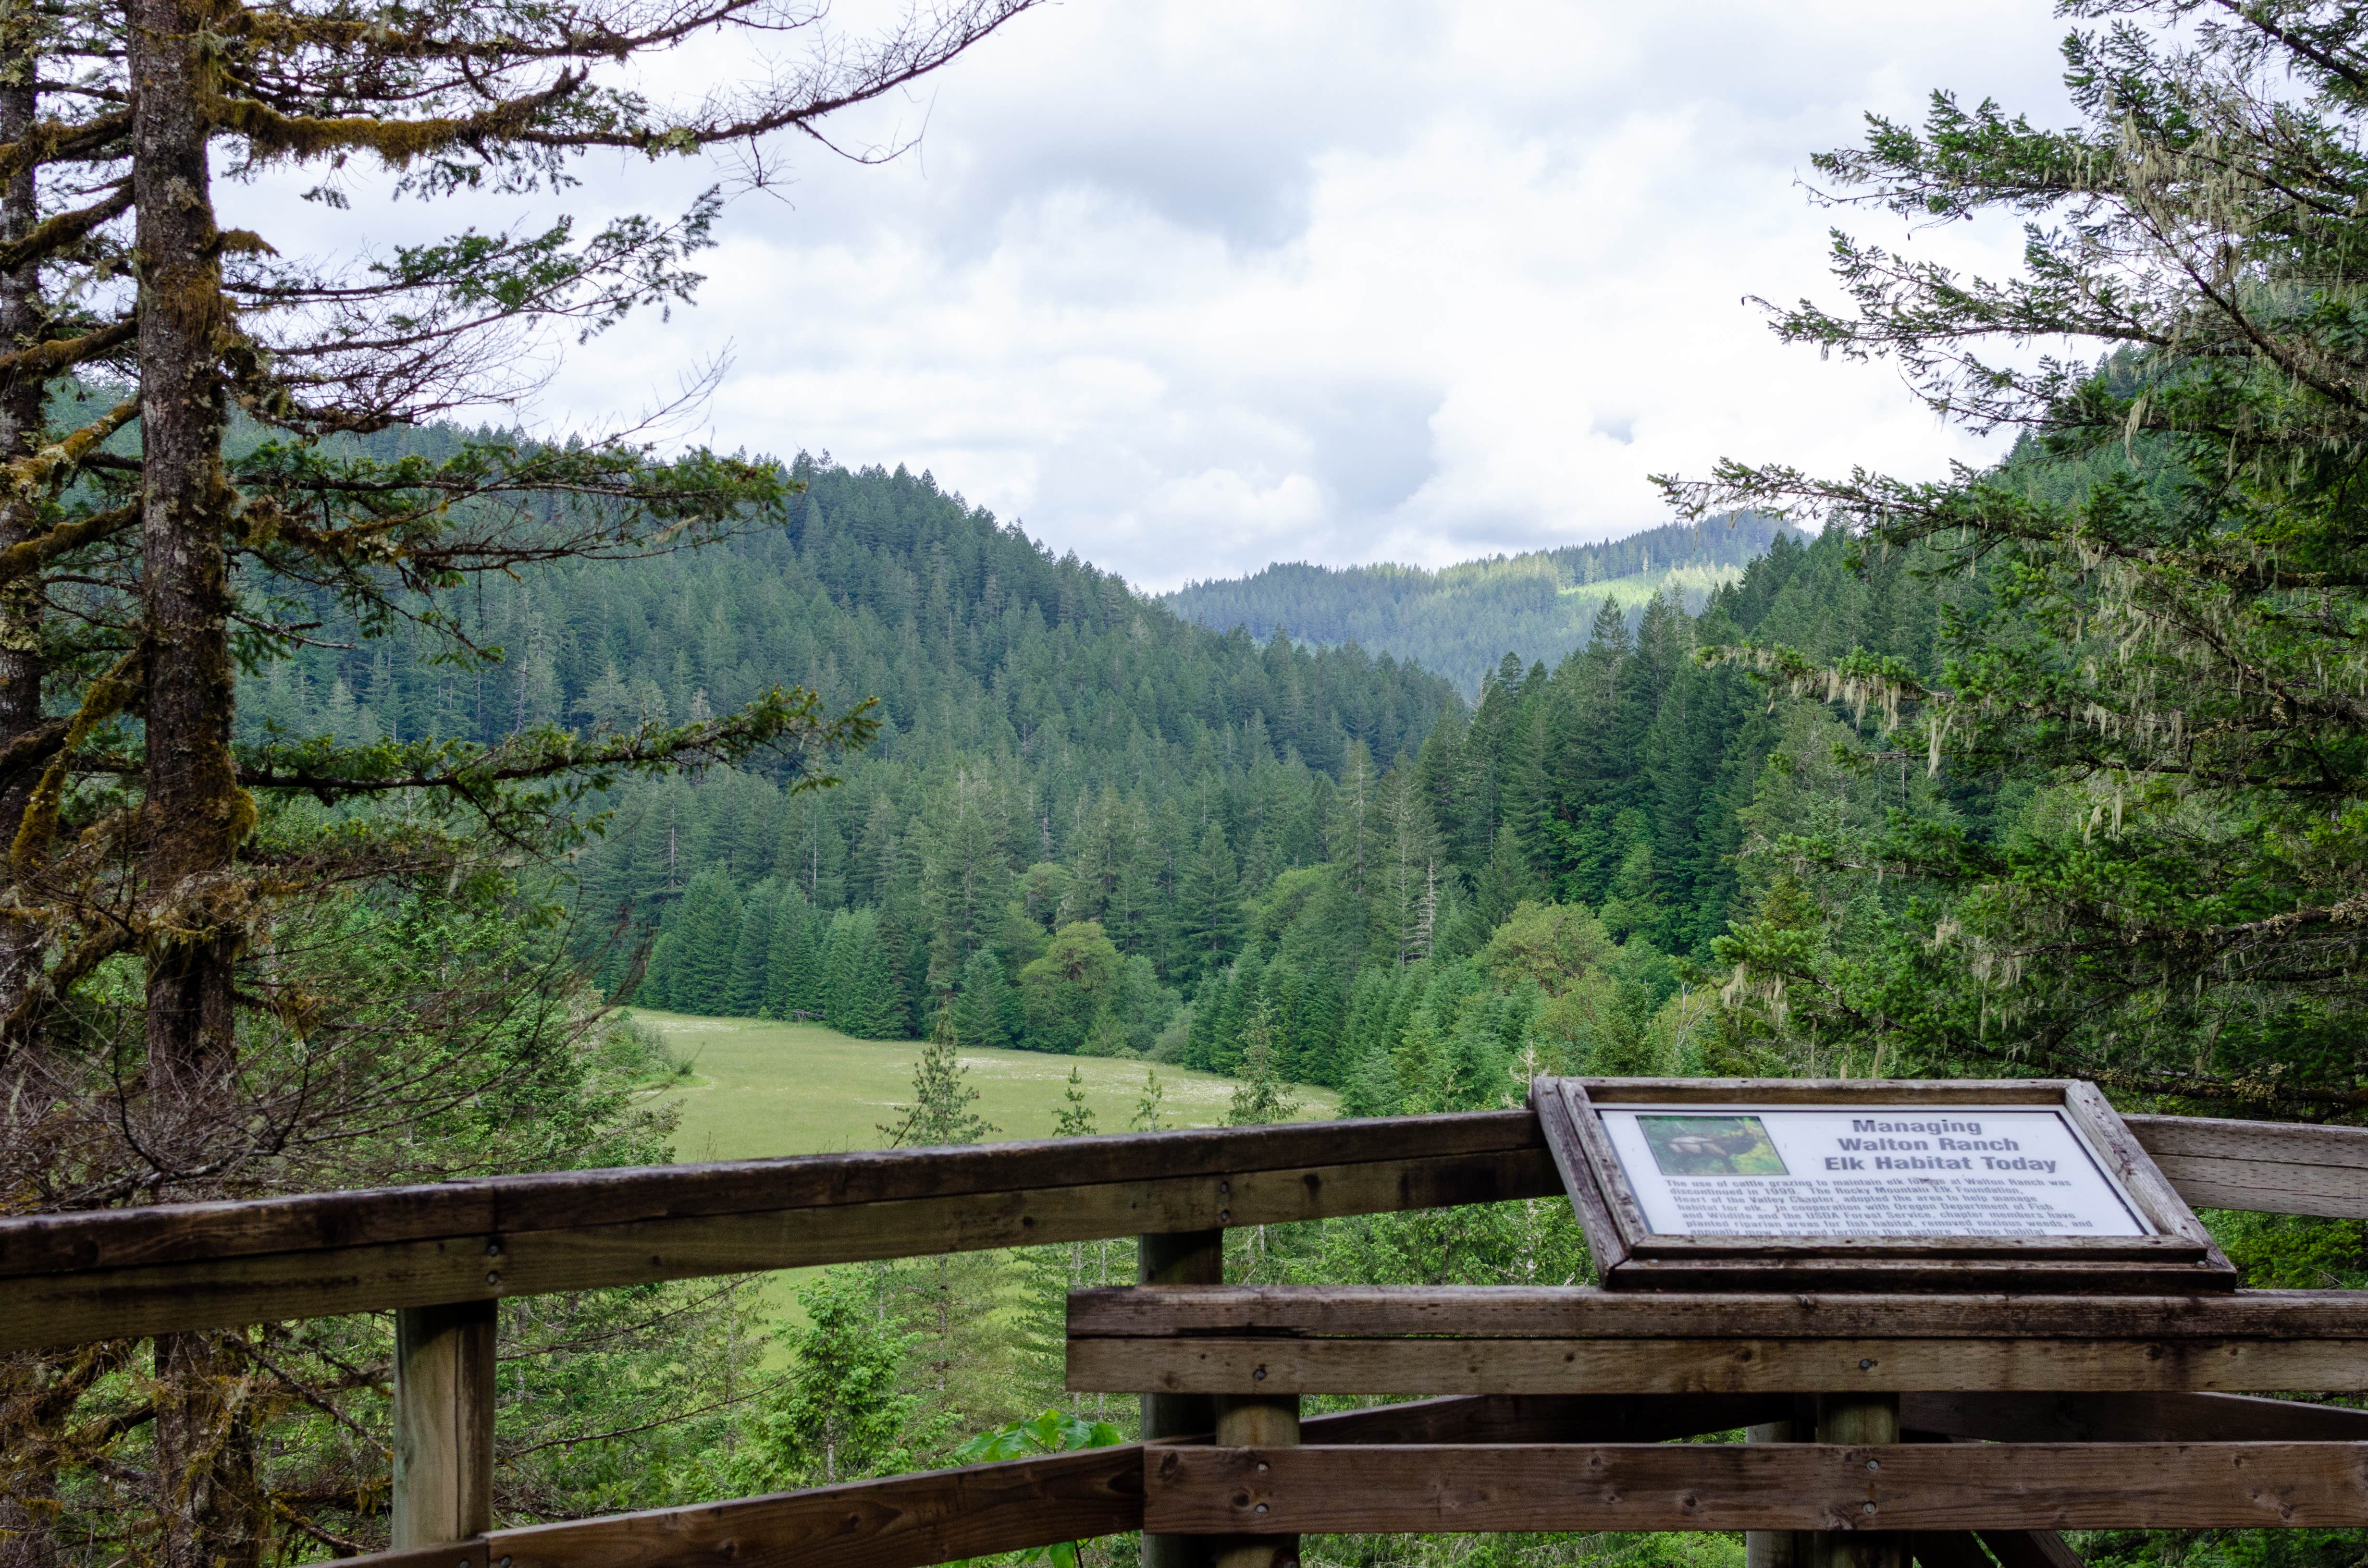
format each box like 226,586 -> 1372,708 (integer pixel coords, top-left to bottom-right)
1533,1078 -> 2237,1293
1599,1105 -> 2146,1238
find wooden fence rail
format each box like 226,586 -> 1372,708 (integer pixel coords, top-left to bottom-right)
0,1112 -> 1555,1351
6,1101 -> 2368,1567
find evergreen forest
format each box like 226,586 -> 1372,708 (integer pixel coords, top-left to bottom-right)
1162,513 -> 1801,693
244,450 -> 1935,1111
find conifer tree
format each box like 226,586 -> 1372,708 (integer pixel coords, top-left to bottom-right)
1371,762 -> 1445,966
879,1008 -> 995,1150
833,909 -> 908,1040
766,1269 -> 917,1486
877,1010 -> 1008,1442
1129,1066 -> 1168,1132
660,871 -> 743,1014
726,881 -> 782,1017
762,889 -> 814,1018
1665,0 -> 2368,1109
950,947 -> 1017,1051
0,0 -> 1039,1551
1175,822 -> 1244,975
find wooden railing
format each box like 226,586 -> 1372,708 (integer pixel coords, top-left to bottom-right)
4,1103 -> 2364,1568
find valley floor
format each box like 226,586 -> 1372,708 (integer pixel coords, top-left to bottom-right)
632,1008 -> 1337,1163
628,1009 -> 1340,1344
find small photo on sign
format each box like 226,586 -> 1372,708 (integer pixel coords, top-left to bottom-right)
1640,1115 -> 1788,1176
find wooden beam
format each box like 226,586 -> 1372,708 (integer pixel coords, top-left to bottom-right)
10,1105 -> 2368,1352
334,1394 -> 1777,1568
1067,1285 -> 2368,1341
392,1300 -> 497,1549
2126,1115 -> 2368,1220
493,1441 -> 1143,1568
1747,1405 -> 1806,1568
1311,1391 -> 1791,1444
0,1135 -> 1558,1350
0,1113 -> 1543,1279
1074,1331 -> 2368,1396
1533,1079 -> 1629,1277
1578,1079 -> 2073,1107
1901,1390 -> 2368,1444
1141,1443 -> 2368,1534
1067,1285 -> 2368,1396
1811,1396 -> 1901,1568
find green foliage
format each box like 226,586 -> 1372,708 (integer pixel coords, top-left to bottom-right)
950,1412 -> 1125,1568
1017,921 -> 1127,1054
1226,1001 -> 1302,1126
879,1011 -> 996,1149
758,1268 -> 919,1487
1661,2 -> 2368,1116
1052,1066 -> 1098,1138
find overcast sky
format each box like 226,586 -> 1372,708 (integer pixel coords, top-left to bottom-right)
242,0 -> 2086,592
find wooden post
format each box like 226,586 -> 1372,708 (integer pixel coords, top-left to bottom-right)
392,1299 -> 497,1550
1810,1392 -> 1900,1568
1745,1409 -> 1800,1568
1213,1392 -> 1300,1568
1139,1230 -> 1223,1568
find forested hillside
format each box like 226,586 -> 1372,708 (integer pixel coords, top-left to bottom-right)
247,453 -> 1958,1120
1162,513 -> 1798,693
245,453 -> 1460,1055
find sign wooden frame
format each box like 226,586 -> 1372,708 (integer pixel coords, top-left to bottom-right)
1531,1078 -> 2236,1293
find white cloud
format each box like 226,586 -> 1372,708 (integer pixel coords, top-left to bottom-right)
236,0 -> 2089,590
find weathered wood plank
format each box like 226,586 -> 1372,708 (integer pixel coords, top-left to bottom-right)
1598,1259 -> 2232,1294
1073,1334 -> 2368,1396
2145,1155 -> 2368,1219
0,1112 -> 1543,1280
2128,1115 -> 2368,1219
494,1442 -> 1142,1568
0,1148 -> 1558,1351
2127,1115 -> 2368,1171
1901,1391 -> 2368,1444
342,1542 -> 489,1568
1067,1285 -> 2368,1341
1140,1230 -> 1222,1568
1532,1080 -> 1628,1274
0,1233 -> 503,1352
336,1395 -> 1778,1568
1142,1443 -> 2368,1534
2060,1084 -> 2214,1258
1309,1392 -> 1791,1445
392,1300 -> 496,1550
16,1105 -> 2368,1295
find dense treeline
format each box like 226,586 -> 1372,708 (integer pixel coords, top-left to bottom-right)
1162,514 -> 1799,693
238,442 -> 1951,1108
580,523 -> 1964,1115
243,454 -> 1457,1044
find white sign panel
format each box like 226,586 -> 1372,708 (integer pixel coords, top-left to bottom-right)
1596,1105 -> 2149,1238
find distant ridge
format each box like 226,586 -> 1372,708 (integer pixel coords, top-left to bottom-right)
1163,513 -> 1799,695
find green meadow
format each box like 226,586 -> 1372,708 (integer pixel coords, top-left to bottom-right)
634,1009 -> 1336,1163
626,1009 -> 1339,1344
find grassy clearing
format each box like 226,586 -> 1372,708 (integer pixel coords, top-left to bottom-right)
626,1009 -> 1339,1346
634,1008 -> 1336,1162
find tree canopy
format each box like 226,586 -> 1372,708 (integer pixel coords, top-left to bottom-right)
1666,0 -> 2368,1112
